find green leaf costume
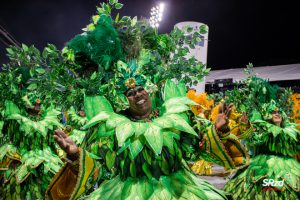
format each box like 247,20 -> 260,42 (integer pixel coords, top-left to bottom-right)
0,102 -> 63,199
224,88 -> 300,199
46,80 -> 228,200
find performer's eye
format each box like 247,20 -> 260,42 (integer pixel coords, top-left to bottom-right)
136,86 -> 144,92
126,90 -> 135,97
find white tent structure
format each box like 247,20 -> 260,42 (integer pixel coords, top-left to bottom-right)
205,63 -> 300,83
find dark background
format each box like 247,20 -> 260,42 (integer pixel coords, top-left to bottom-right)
0,0 -> 299,70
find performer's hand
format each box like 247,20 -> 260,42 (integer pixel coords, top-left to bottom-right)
53,130 -> 79,161
215,103 -> 233,133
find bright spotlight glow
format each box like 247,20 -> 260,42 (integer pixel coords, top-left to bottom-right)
149,2 -> 165,28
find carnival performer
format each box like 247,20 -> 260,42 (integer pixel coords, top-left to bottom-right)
224,100 -> 300,199
46,78 -> 229,200
187,89 -> 251,175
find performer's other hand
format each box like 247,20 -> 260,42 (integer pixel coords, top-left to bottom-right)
215,103 -> 233,133
53,130 -> 79,161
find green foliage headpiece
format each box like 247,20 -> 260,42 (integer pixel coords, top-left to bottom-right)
115,60 -> 147,93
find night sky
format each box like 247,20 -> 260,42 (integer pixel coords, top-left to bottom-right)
0,0 -> 299,70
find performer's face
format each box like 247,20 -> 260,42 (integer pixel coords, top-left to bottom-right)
126,86 -> 152,118
271,110 -> 282,125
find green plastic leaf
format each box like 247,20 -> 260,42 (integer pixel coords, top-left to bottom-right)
130,161 -> 136,177
83,112 -> 111,129
117,140 -> 131,155
106,113 -> 129,130
5,101 -> 21,116
106,151 -> 116,169
35,68 -> 45,74
199,24 -> 208,34
144,124 -> 163,155
84,96 -> 113,120
133,122 -> 148,137
69,130 -> 86,145
164,114 -> 197,136
27,83 -> 37,91
16,164 -> 29,184
129,138 -> 144,159
115,3 -> 123,9
142,163 -> 152,179
109,0 -> 116,5
131,16 -> 137,26
6,47 -> 14,55
22,44 -> 29,51
163,80 -> 181,101
116,122 -> 134,146
153,116 -> 174,129
90,72 -> 97,80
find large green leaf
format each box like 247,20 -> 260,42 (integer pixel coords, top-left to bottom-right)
164,104 -> 190,114
162,131 -> 179,155
83,111 -> 111,129
153,116 -> 174,129
133,122 -> 148,137
283,126 -> 298,141
163,97 -> 197,109
129,138 -> 144,159
84,95 -> 113,120
144,124 -> 163,155
116,122 -> 134,146
163,80 -> 181,101
165,114 -> 197,136
106,113 -> 129,130
177,80 -> 187,96
5,101 -> 20,116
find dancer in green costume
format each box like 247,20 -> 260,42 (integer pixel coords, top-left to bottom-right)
44,1 -> 248,199
223,67 -> 300,199
46,78 -> 230,200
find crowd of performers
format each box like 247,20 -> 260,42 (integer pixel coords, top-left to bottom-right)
0,1 -> 299,200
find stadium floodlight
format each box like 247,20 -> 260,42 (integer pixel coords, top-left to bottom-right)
149,2 -> 165,28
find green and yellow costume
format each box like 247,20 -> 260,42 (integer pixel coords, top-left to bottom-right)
46,80 -> 228,200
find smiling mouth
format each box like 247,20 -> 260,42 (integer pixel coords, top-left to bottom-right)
136,99 -> 146,105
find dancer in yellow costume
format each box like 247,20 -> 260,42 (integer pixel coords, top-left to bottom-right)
187,90 -> 252,174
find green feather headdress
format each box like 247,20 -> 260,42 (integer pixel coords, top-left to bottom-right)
66,15 -> 123,71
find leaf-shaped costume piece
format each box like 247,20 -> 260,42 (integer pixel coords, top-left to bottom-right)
46,80 -> 229,200
7,109 -> 62,138
15,148 -> 63,184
